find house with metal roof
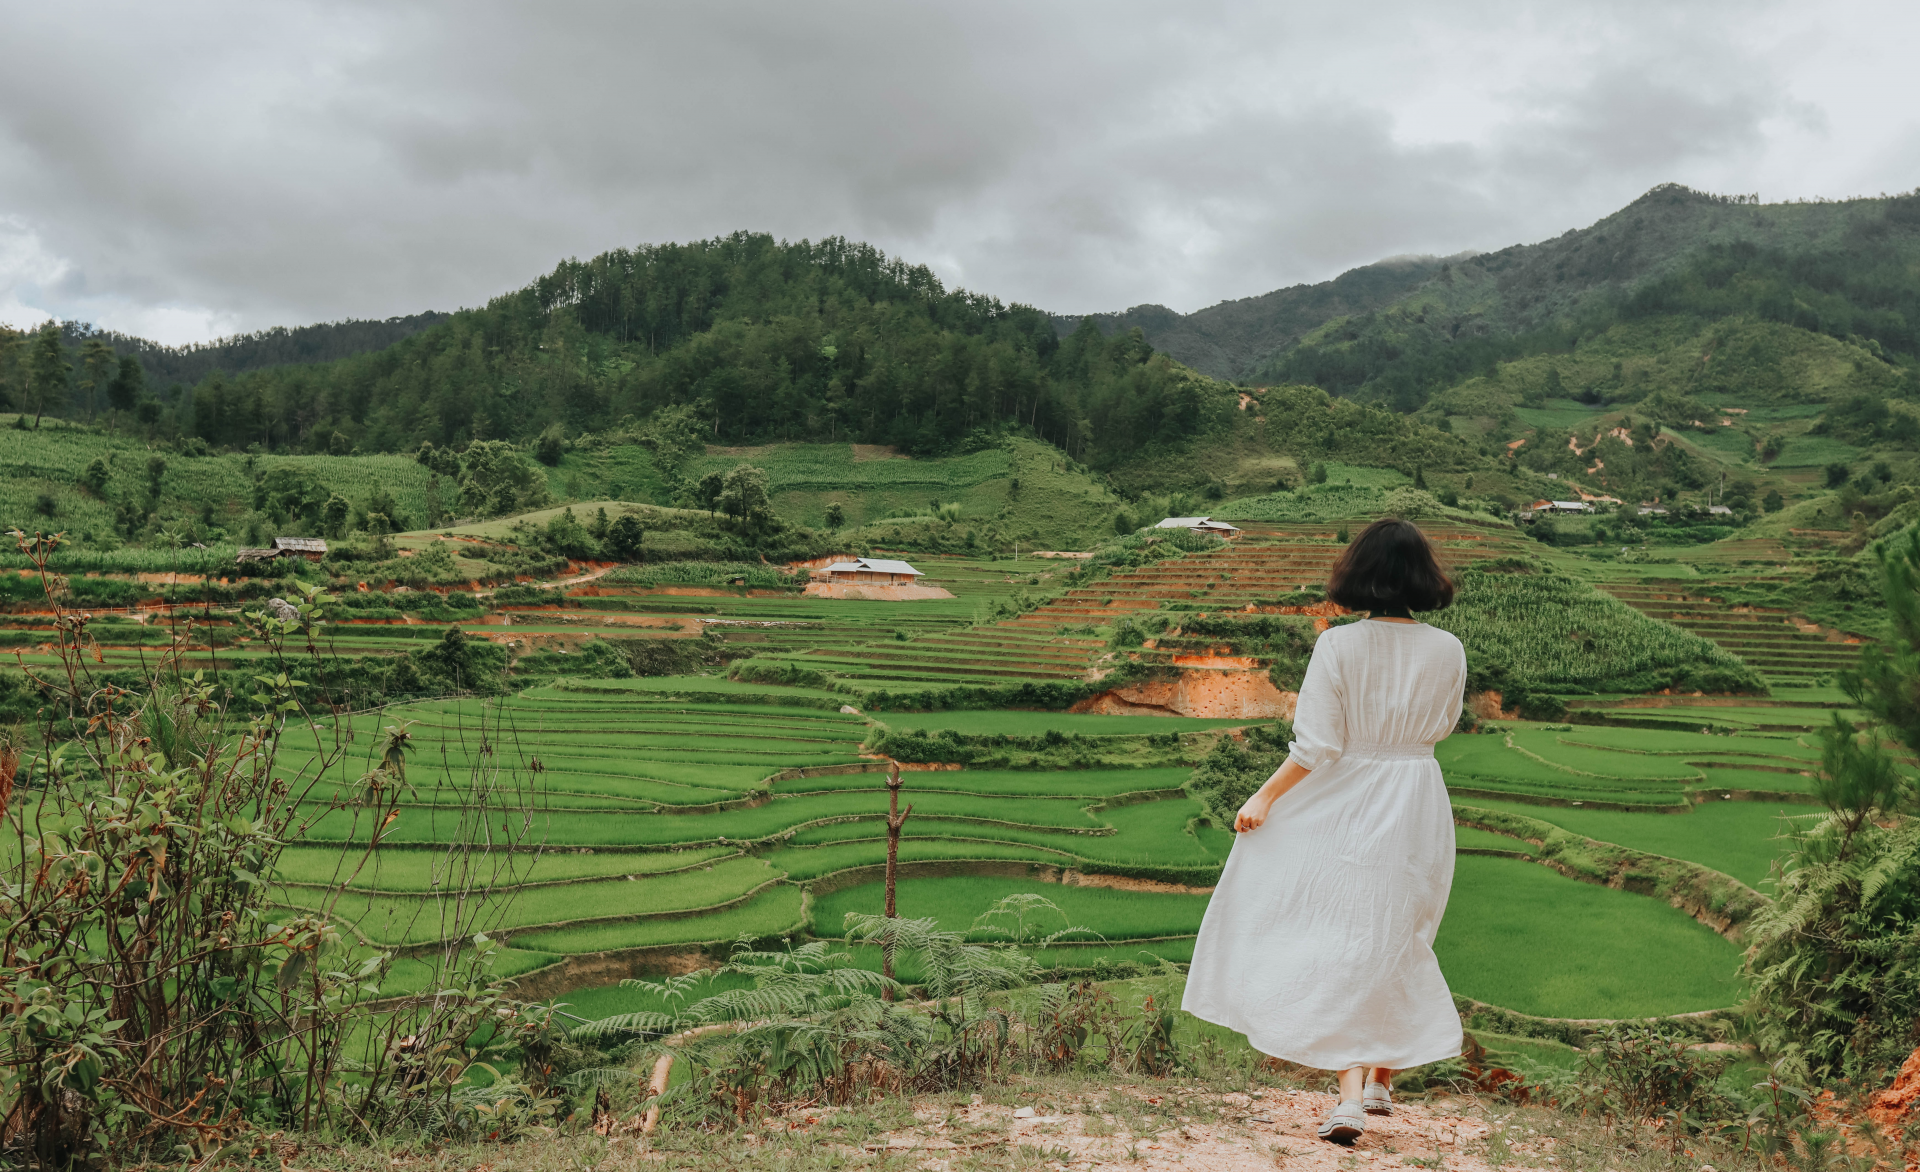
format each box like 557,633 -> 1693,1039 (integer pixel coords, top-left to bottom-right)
820,557 -> 924,585
1154,516 -> 1241,536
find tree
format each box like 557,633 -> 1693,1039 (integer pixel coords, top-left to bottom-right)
1413,467 -> 1427,490
542,507 -> 598,559
146,456 -> 167,501
81,457 -> 110,495
695,470 -> 725,514
1825,462 -> 1851,489
590,506 -> 610,540
26,323 -> 69,429
78,338 -> 114,421
106,355 -> 143,420
321,494 -> 350,538
457,441 -> 549,518
881,763 -> 911,997
1309,462 -> 1328,485
363,487 -> 409,534
716,464 -> 773,533
534,423 -> 567,466
605,514 -> 645,560
1744,526 -> 1920,1081
824,502 -> 845,529
0,324 -> 23,412
1763,489 -> 1784,513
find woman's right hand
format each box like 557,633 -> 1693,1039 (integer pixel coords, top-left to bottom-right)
1235,792 -> 1276,834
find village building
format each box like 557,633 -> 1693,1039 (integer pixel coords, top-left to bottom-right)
818,557 -> 925,585
1154,517 -> 1242,537
235,537 -> 329,564
1518,500 -> 1595,521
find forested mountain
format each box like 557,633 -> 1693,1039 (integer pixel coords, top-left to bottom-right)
1072,184 -> 1920,397
59,313 -> 448,388
1048,253 -> 1451,381
2,235 -> 1225,472
0,184 -> 1915,515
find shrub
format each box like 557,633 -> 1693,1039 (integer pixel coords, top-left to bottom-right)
1185,723 -> 1292,826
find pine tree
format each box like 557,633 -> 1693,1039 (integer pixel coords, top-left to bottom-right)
26,323 -> 68,429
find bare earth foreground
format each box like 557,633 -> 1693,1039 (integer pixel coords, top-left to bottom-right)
300,1083 -> 1608,1172
729,1087 -> 1498,1171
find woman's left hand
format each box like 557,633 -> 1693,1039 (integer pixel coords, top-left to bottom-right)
1235,792 -> 1276,834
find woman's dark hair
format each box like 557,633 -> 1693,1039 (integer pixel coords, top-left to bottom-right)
1326,517 -> 1454,613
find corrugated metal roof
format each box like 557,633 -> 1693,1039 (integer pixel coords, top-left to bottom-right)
857,558 -> 922,576
822,558 -> 922,576
1155,516 -> 1239,530
273,537 -> 328,552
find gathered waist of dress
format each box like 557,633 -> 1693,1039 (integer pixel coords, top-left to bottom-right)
1342,741 -> 1436,760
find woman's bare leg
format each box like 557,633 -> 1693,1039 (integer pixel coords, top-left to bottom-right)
1370,1066 -> 1394,1088
1337,1066 -> 1366,1102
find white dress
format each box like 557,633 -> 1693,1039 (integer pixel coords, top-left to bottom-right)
1182,619 -> 1467,1071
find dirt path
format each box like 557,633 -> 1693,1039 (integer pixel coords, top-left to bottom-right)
581,1084 -> 1527,1172
826,1086 -> 1499,1172
475,562 -> 621,596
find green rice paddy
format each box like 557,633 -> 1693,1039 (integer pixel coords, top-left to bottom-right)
1455,798 -> 1814,889
1437,855 -> 1746,1019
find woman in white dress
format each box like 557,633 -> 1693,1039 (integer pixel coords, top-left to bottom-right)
1182,518 -> 1467,1144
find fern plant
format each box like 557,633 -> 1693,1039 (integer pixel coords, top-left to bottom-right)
569,895 -> 1098,1126
1743,525 -> 1920,1083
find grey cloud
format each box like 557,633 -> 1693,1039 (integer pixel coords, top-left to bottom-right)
0,0 -> 1915,343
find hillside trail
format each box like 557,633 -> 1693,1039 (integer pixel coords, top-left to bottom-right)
477,561 -> 620,596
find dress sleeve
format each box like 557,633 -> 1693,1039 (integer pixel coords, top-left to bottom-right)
1285,635 -> 1346,771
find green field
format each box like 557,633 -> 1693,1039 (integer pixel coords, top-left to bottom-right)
1436,855 -> 1746,1018
258,672 -> 1812,1030
1456,798 -> 1811,889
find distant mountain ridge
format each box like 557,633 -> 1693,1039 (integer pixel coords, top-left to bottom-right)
60,311 -> 449,387
1049,254 -> 1454,380
1060,184 -> 1920,384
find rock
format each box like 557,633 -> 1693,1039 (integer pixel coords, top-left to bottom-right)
1012,1106 -> 1035,1118
265,598 -> 300,623
840,705 -> 861,715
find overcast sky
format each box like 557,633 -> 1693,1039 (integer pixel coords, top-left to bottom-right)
2,0 -> 1916,345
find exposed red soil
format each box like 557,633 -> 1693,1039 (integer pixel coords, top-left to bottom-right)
1073,670 -> 1297,719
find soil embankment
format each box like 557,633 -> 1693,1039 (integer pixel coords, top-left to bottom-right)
802,582 -> 954,600
1073,667 -> 1297,719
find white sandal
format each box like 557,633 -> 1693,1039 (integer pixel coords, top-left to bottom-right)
1317,1100 -> 1367,1143
1364,1079 -> 1393,1116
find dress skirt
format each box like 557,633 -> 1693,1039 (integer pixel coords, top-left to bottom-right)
1181,743 -> 1463,1071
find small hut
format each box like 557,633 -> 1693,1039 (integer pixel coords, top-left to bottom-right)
1154,516 -> 1241,537
819,558 -> 924,585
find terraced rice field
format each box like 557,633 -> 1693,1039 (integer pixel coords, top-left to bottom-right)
745,519 -> 1539,691
1597,581 -> 1868,686
1437,719 -> 1821,809
267,669 -> 1830,1025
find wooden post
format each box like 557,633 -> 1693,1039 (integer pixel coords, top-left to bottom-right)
882,762 -> 911,999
